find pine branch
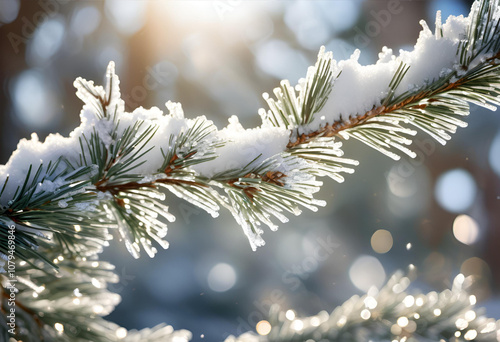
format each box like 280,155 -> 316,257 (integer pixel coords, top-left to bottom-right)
1,249 -> 120,341
225,272 -> 500,342
124,324 -> 192,342
0,246 -> 191,342
287,137 -> 358,183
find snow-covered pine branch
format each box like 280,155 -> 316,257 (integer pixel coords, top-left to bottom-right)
0,0 -> 499,340
1,0 -> 499,257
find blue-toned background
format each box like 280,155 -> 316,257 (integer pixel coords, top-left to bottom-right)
1,0 -> 499,341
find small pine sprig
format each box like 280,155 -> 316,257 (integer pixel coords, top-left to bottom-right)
156,104 -> 224,218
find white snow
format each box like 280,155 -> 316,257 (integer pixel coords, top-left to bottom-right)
312,49 -> 396,126
311,11 -> 470,130
0,132 -> 82,204
192,115 -> 290,177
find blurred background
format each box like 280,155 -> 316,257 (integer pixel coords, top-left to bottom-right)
1,0 -> 499,340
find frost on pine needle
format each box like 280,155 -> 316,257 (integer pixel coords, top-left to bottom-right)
213,154 -> 327,250
74,61 -> 125,120
288,137 -> 359,183
124,324 -> 192,342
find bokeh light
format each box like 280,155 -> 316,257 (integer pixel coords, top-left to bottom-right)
207,263 -> 237,292
461,257 -> 490,277
387,164 -> 419,198
115,327 -> 127,339
318,1 -> 361,34
70,5 -> 101,37
397,316 -> 409,327
434,169 -> 477,213
349,255 -> 386,292
284,1 -> 361,51
284,1 -> 331,50
27,16 -> 65,65
285,310 -> 296,320
453,215 -> 480,245
10,69 -> 60,129
291,319 -> 304,331
104,0 -> 147,36
0,0 -> 19,24
463,329 -> 478,340
360,309 -> 371,320
256,320 -> 271,336
370,229 -> 393,254
489,130 -> 500,177
386,163 -> 431,218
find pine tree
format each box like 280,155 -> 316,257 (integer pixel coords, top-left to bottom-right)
1,0 -> 500,341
